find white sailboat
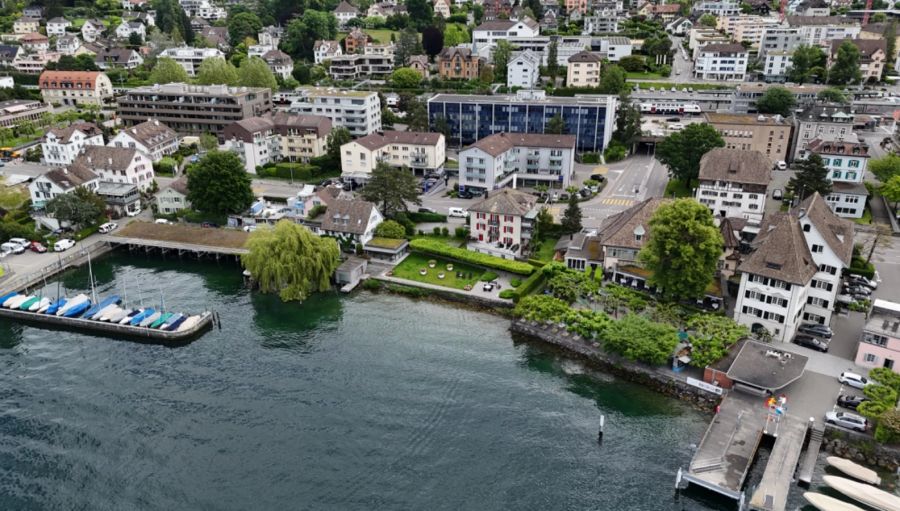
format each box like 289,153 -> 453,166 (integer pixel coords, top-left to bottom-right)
804,492 -> 865,511
823,475 -> 900,511
56,294 -> 88,316
827,456 -> 882,485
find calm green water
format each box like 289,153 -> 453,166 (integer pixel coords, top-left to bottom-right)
0,253 -> 755,510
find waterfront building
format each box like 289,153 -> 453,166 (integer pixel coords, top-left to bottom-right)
108,119 -> 180,163
39,70 -> 114,107
41,122 -> 105,167
705,112 -> 792,163
457,132 -> 575,193
97,182 -> 141,217
427,89 -> 616,152
856,299 -> 900,373
29,165 -> 100,209
159,46 -> 225,76
693,43 -> 749,81
827,39 -> 886,83
800,138 -> 870,219
319,199 -> 383,245
156,177 -> 191,215
0,99 -> 51,128
468,188 -> 538,258
117,83 -> 273,138
566,51 -> 602,87
289,87 -> 381,137
695,148 -> 771,223
508,50 -> 541,89
340,131 -> 446,179
75,146 -> 155,191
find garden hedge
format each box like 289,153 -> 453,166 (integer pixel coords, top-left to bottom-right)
409,239 -> 534,275
408,212 -> 448,223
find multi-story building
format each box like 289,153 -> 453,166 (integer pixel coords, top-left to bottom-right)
757,26 -> 803,60
14,51 -> 60,75
666,17 -> 694,36
115,20 -> 146,39
732,82 -> 825,114
0,99 -> 50,128
340,131 -> 446,179
468,188 -> 538,258
428,89 -> 616,152
222,117 -> 280,173
472,18 -> 540,48
159,46 -> 225,76
762,50 -> 793,82
271,113 -> 332,163
508,50 -> 541,89
786,16 -> 861,47
344,28 -> 369,54
156,177 -> 191,215
457,132 -> 576,193
313,40 -> 343,64
566,50 -> 602,87
109,119 -> 180,162
262,49 -> 294,80
596,36 -> 633,62
75,146 -> 155,191
827,39 -> 886,83
695,148 -> 771,223
46,17 -> 71,36
694,43 -> 748,81
13,17 -> 40,34
688,28 -> 733,59
565,0 -> 588,14
222,113 -> 332,172
716,15 -> 781,48
792,104 -> 854,159
639,3 -> 681,19
29,165 -> 101,209
21,33 -> 50,53
289,87 -> 381,137
800,139 -> 870,219
95,48 -> 144,70
41,122 -> 104,167
81,19 -> 105,43
39,70 -> 114,107
859,22 -> 900,66
856,299 -> 900,373
705,112 -> 793,163
434,0 -> 452,17
692,0 -> 740,15
733,193 -> 853,341
57,35 -> 83,56
117,83 -> 273,138
329,53 -> 393,80
334,0 -> 360,28
437,47 -> 485,80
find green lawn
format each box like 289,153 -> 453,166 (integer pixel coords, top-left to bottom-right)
626,72 -> 666,80
339,29 -> 402,44
1,130 -> 45,148
531,237 -> 559,263
390,253 -> 481,290
410,233 -> 466,248
853,207 -> 873,225
664,178 -> 695,198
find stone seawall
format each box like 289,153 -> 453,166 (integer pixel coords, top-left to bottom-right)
510,320 -> 721,411
823,428 -> 900,472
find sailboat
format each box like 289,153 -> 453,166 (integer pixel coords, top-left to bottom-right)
0,292 -> 18,306
150,312 -> 173,329
29,297 -> 51,312
177,315 -> 202,332
161,313 -> 183,330
18,296 -> 38,310
165,315 -> 188,331
140,311 -> 162,328
823,475 -> 900,511
82,295 -> 121,320
57,294 -> 88,316
91,303 -> 119,321
129,308 -> 155,326
7,295 -> 32,309
63,299 -> 92,318
804,492 -> 865,511
45,298 -> 67,315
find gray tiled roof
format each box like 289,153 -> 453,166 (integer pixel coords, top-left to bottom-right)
322,199 -> 376,235
698,148 -> 772,186
467,132 -> 576,157
737,211 -> 816,285
468,188 -> 537,216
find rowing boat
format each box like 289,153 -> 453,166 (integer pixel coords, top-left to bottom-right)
827,456 -> 882,485
823,475 -> 900,511
804,492 -> 865,511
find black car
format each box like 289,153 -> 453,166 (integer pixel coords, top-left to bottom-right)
793,334 -> 829,352
837,394 -> 868,411
589,174 -> 607,183
845,286 -> 871,296
458,190 -> 474,199
797,323 -> 833,339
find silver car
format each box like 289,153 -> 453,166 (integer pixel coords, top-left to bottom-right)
825,411 -> 867,432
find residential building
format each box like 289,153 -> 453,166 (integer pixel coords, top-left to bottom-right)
472,18 -> 540,48
344,28 -> 368,54
428,89 -> 616,152
39,70 -> 114,107
340,131 -> 446,179
41,122 -> 105,167
0,99 -> 50,128
468,188 -> 538,258
262,49 -> 294,80
582,11 -> 616,34
705,112 -> 793,163
434,0 -> 451,17
732,82 -> 825,114
314,40 -> 343,64
57,35 -> 83,56
75,146 -> 154,191
159,46 -> 225,76
156,177 -> 191,215
364,42 -> 395,58
320,199 -> 383,245
692,0 -> 740,15
0,77 -> 13,88
109,119 -> 180,162
13,51 -> 60,75
23,5 -> 43,17
458,132 -> 576,193
221,116 -> 280,173
786,16 -> 861,47
508,50 -> 541,89
95,48 -> 144,70
716,15 -> 781,48
688,28 -> 733,58
597,36 -> 633,62
408,55 -> 430,78
695,148 -> 771,223
693,43 -> 749,81
762,50 -> 793,82
437,47 -> 485,80
859,22 -> 900,65
856,299 -> 900,373
334,1 -> 360,27
28,165 -> 101,209
97,181 -> 141,216
758,26 -> 803,60
289,87 -> 381,137
221,114 -> 332,172
13,17 -> 40,34
329,53 -> 393,80
46,17 -> 71,36
566,50 -> 602,87
115,20 -> 146,39
21,33 -> 50,53
271,112 -> 332,163
666,17 -> 694,36
800,138 -> 870,219
639,3 -> 681,19
827,39 -> 886,83
0,46 -> 19,68
733,193 -> 853,341
565,0 -> 588,14
792,104 -> 854,159
199,26 -> 229,51
81,19 -> 106,43
117,83 -> 273,138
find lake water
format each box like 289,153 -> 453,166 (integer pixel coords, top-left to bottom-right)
0,252 -> 783,510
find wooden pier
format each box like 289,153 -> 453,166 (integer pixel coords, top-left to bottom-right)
107,235 -> 248,258
749,417 -> 809,511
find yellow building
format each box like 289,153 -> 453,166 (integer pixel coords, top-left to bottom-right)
704,112 -> 793,164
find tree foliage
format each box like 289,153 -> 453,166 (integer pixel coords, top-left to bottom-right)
787,154 -> 832,199
698,13 -> 716,27
603,313 -> 679,365
597,65 -> 627,94
239,57 -> 279,89
281,10 -> 338,60
228,12 -> 263,47
546,40 -> 559,80
196,57 -> 240,85
788,44 -> 827,84
391,67 -> 422,88
545,266 -> 599,303
46,186 -> 106,229
443,23 -> 469,47
655,123 -> 724,182
755,86 -> 796,116
870,154 -> 900,183
394,27 -> 422,66
829,41 -> 863,85
374,219 -> 406,238
187,151 -> 254,215
686,315 -> 748,368
359,162 -> 421,217
149,57 -> 189,84
421,26 -> 444,57
882,175 -> 900,204
884,22 -> 897,80
639,199 -> 723,301
513,294 -> 571,323
545,114 -> 566,135
561,193 -> 582,234
241,221 -> 340,302
326,127 -> 353,162
492,40 -> 512,82
153,0 -> 194,43
817,87 -> 848,104
406,0 -> 434,29
613,90 -> 641,147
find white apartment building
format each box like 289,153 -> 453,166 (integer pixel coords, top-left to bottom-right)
566,50 -> 602,87
156,177 -> 190,215
694,148 -> 771,223
41,122 -> 105,166
758,27 -> 803,60
458,132 -> 577,193
13,18 -> 39,34
81,20 -> 105,43
57,35 -> 82,55
341,131 -> 446,179
75,146 -> 155,191
46,17 -> 71,36
800,138 -> 870,219
692,0 -> 740,16
472,18 -> 540,49
109,119 -> 180,162
694,43 -> 748,81
786,16 -> 861,47
763,51 -> 793,82
313,40 -> 342,64
508,50 -> 541,89
716,15 -> 781,48
222,117 -> 280,173
29,165 -> 101,209
289,87 -> 381,137
115,21 -> 146,39
222,113 -> 332,172
159,46 -> 225,76
598,36 -> 633,62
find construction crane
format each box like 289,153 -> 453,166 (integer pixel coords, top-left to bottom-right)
862,0 -> 873,26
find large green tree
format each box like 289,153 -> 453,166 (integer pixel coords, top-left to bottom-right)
46,186 -> 106,229
613,90 -> 642,147
817,87 -> 848,104
545,114 -> 566,134
492,40 -> 513,82
638,199 -> 723,301
391,67 -> 422,88
359,162 -> 421,217
406,0 -> 434,30
597,65 -> 627,94
227,12 -> 263,47
755,86 -> 796,116
394,27 -> 422,66
686,315 -> 748,368
196,57 -> 240,85
603,313 -> 679,365
788,44 -> 827,84
239,57 -> 279,89
443,23 -> 469,47
186,151 -> 254,215
326,127 -> 353,163
241,220 -> 341,302
153,0 -> 194,43
655,123 -> 725,183
787,154 -> 832,199
829,41 -> 863,85
561,194 -> 582,234
281,10 -> 338,60
421,26 -> 444,57
546,40 -> 559,81
149,57 -> 189,84
884,22 -> 897,79
870,154 -> 900,183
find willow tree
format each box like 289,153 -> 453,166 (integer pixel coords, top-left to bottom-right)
241,220 -> 341,302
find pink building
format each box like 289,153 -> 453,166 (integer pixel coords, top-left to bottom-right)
565,0 -> 588,14
856,299 -> 900,373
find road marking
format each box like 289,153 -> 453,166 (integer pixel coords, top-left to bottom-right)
600,198 -> 635,206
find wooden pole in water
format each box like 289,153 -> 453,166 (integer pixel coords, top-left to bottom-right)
598,415 -> 605,443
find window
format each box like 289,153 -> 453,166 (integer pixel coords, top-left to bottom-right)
811,244 -> 823,253
803,223 -> 810,232
865,353 -> 878,363
832,158 -> 842,167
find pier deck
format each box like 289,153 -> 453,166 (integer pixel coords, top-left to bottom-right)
108,235 -> 248,255
798,422 -> 825,485
750,417 -> 809,511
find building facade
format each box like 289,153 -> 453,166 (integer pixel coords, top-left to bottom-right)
801,138 -> 870,219
457,132 -> 576,193
158,46 -> 225,76
856,299 -> 900,373
340,131 -> 446,179
508,50 -> 541,89
693,43 -> 748,81
39,70 -> 114,107
468,188 -> 538,258
705,112 -> 793,163
29,165 -> 100,209
41,122 -> 104,167
108,119 -> 180,162
694,148 -> 771,223
76,146 -> 155,191
437,47 -> 484,80
566,50 -> 602,87
289,87 -> 381,137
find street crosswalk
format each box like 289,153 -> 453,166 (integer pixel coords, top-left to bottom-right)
599,198 -> 635,206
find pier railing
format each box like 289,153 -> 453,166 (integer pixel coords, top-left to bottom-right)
0,242 -> 113,294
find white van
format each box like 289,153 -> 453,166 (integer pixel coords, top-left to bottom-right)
7,237 -> 28,249
448,207 -> 468,218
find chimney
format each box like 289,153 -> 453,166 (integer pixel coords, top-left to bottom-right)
798,208 -> 806,218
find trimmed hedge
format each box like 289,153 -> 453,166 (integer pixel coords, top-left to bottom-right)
409,239 -> 534,275
513,266 -> 548,301
408,211 -> 448,223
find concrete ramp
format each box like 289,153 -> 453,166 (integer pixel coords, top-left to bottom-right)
750,417 -> 809,511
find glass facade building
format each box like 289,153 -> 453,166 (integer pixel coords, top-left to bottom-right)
427,91 -> 616,153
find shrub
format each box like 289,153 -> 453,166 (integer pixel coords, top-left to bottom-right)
308,204 -> 327,219
433,226 -> 441,235
441,227 -> 449,237
515,266 -> 548,298
513,295 -> 570,322
454,226 -> 469,238
580,152 -> 600,164
385,283 -> 430,297
409,238 -> 535,275
375,220 -> 406,239
499,289 -> 516,299
74,224 -> 100,241
603,313 -> 679,366
480,271 -> 498,281
362,279 -> 382,291
604,140 -> 627,162
510,278 -> 522,287
393,212 -> 416,235
408,211 -> 447,223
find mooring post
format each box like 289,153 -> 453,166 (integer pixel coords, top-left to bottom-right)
598,414 -> 605,443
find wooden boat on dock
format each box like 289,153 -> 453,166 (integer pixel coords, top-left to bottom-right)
827,456 -> 882,485
804,492 -> 865,511
823,475 -> 900,511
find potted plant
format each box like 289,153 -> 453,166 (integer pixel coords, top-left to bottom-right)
428,259 -> 437,268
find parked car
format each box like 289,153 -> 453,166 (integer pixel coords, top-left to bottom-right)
54,238 -> 76,252
848,275 -> 877,289
458,190 -> 474,199
99,222 -> 118,234
417,207 -> 437,214
0,242 -> 24,254
126,207 -> 141,217
837,395 -> 868,411
155,219 -> 171,225
825,410 -> 868,432
559,193 -> 570,201
792,334 -> 829,352
7,237 -> 29,249
589,174 -> 607,183
773,189 -> 783,200
30,241 -> 46,253
836,294 -> 856,305
775,160 -> 787,170
839,371 -> 872,390
844,285 -> 871,296
448,207 -> 468,218
797,323 -> 833,339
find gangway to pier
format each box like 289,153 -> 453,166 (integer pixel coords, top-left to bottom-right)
749,417 -> 809,511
